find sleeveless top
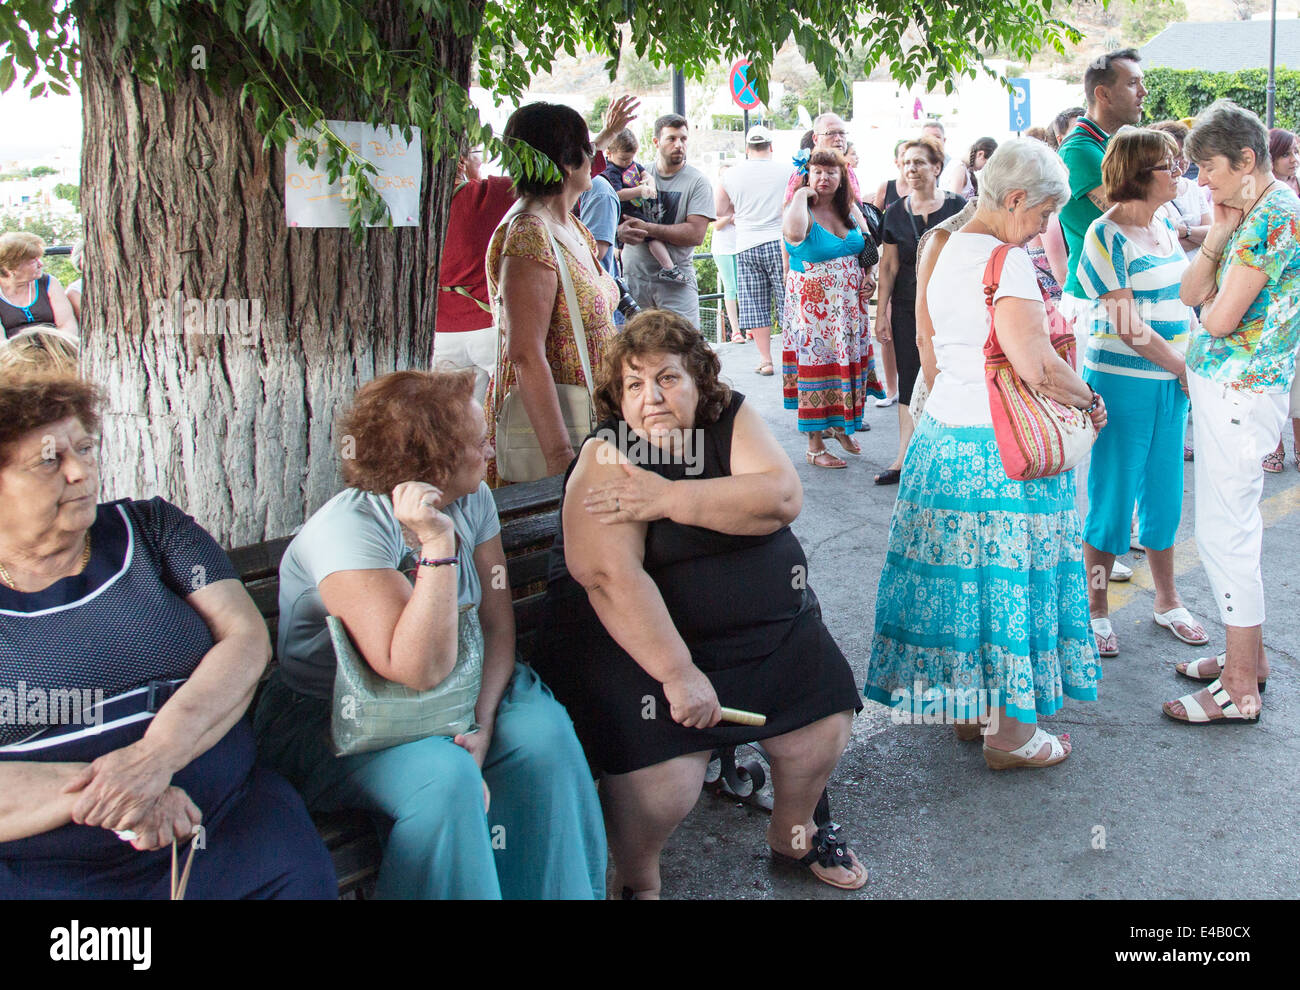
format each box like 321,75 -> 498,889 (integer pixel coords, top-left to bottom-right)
785,221 -> 866,272
1,275 -> 55,336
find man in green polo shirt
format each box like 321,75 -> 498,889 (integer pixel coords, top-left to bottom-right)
1058,48 -> 1148,320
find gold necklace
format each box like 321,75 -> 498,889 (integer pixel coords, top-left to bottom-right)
0,533 -> 91,590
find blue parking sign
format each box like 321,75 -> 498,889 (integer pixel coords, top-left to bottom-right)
1008,78 -> 1031,132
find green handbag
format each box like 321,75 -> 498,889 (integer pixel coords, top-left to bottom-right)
328,603 -> 484,757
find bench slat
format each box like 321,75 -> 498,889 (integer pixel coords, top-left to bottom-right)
229,535 -> 294,583
244,577 -> 280,618
491,475 -> 564,518
504,549 -> 552,591
501,511 -> 559,556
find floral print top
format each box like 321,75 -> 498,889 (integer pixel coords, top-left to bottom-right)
1186,187 -> 1300,392
483,210 -> 619,485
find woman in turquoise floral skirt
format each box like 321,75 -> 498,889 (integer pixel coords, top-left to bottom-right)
864,139 -> 1107,769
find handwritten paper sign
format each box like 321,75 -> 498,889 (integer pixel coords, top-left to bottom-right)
285,120 -> 422,228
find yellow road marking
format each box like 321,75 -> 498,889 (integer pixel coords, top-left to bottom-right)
1106,483 -> 1300,612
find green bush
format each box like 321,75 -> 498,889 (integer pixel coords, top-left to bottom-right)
1142,67 -> 1300,132
585,94 -> 611,131
694,226 -> 718,296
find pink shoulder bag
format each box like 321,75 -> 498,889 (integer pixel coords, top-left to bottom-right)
983,243 -> 1095,480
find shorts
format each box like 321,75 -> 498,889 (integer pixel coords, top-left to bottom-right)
736,240 -> 785,330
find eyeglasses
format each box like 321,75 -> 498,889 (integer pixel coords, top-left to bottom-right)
1146,160 -> 1184,177
817,129 -> 848,138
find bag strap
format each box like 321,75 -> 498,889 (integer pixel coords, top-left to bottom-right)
489,207 -> 596,426
981,243 -> 1015,351
547,226 -> 594,400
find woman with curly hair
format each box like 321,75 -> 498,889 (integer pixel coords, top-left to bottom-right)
254,369 -> 606,898
536,310 -> 866,896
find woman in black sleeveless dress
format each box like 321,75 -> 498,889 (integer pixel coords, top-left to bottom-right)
535,311 -> 865,897
874,136 -> 965,486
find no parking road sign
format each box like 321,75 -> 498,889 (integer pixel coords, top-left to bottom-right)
1008,77 -> 1031,132
730,59 -> 762,111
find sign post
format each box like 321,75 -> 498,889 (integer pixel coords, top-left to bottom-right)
729,58 -> 762,140
1007,77 -> 1031,134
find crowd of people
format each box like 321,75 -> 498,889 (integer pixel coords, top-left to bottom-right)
3,49 -> 1299,900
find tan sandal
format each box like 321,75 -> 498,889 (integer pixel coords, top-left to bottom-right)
953,722 -> 984,742
805,449 -> 846,469
828,428 -> 861,455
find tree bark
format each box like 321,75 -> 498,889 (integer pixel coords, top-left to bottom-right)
80,5 -> 477,546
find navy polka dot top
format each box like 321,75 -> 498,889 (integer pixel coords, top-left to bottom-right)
0,498 -> 238,751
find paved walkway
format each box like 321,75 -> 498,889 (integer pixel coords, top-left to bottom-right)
656,340 -> 1300,899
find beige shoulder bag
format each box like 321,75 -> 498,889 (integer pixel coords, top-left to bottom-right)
490,206 -> 598,483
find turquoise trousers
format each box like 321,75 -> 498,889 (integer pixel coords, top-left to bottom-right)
254,663 -> 606,899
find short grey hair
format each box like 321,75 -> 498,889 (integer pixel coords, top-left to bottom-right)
921,119 -> 945,138
1186,99 -> 1270,171
813,112 -> 845,133
977,137 -> 1070,212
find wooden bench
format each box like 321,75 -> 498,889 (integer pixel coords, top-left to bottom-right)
231,473 -> 825,898
230,476 -> 564,897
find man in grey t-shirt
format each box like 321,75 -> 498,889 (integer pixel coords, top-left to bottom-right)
618,114 -> 715,326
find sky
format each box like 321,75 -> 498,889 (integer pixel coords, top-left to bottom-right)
0,86 -> 82,162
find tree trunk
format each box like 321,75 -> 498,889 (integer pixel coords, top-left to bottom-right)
80,6 -> 478,546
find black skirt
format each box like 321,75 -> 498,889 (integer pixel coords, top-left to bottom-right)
533,392 -> 862,775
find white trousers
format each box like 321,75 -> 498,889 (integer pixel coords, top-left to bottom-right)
432,326 -> 498,406
1188,370 -> 1289,627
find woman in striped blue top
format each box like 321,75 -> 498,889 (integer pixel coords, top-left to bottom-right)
1076,127 -> 1209,658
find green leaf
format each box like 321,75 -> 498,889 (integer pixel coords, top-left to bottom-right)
0,56 -> 14,93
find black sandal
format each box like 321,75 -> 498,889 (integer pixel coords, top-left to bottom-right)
874,468 -> 901,486
770,822 -> 867,890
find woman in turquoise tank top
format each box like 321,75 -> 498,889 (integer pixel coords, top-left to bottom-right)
781,149 -> 884,469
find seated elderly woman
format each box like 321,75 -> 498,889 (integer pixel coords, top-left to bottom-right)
0,233 -> 78,340
866,139 -> 1107,767
536,310 -> 866,897
253,369 -> 606,899
1165,100 -> 1300,724
0,372 -> 334,898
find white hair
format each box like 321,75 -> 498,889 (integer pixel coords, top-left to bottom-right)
977,137 -> 1070,212
813,112 -> 845,132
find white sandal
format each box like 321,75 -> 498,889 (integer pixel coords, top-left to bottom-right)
1153,606 -> 1209,646
1163,678 -> 1260,725
1175,653 -> 1267,692
1091,617 -> 1118,658
983,727 -> 1070,769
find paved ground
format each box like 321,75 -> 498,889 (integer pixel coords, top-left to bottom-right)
653,340 -> 1300,899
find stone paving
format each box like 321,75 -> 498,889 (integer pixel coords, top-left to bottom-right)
651,340 -> 1300,899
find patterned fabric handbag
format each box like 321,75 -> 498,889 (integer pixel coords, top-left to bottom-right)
329,604 -> 484,756
983,243 -> 1095,480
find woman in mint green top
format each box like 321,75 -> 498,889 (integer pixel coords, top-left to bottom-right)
780,148 -> 883,469
1164,100 -> 1300,727
254,369 -> 606,898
